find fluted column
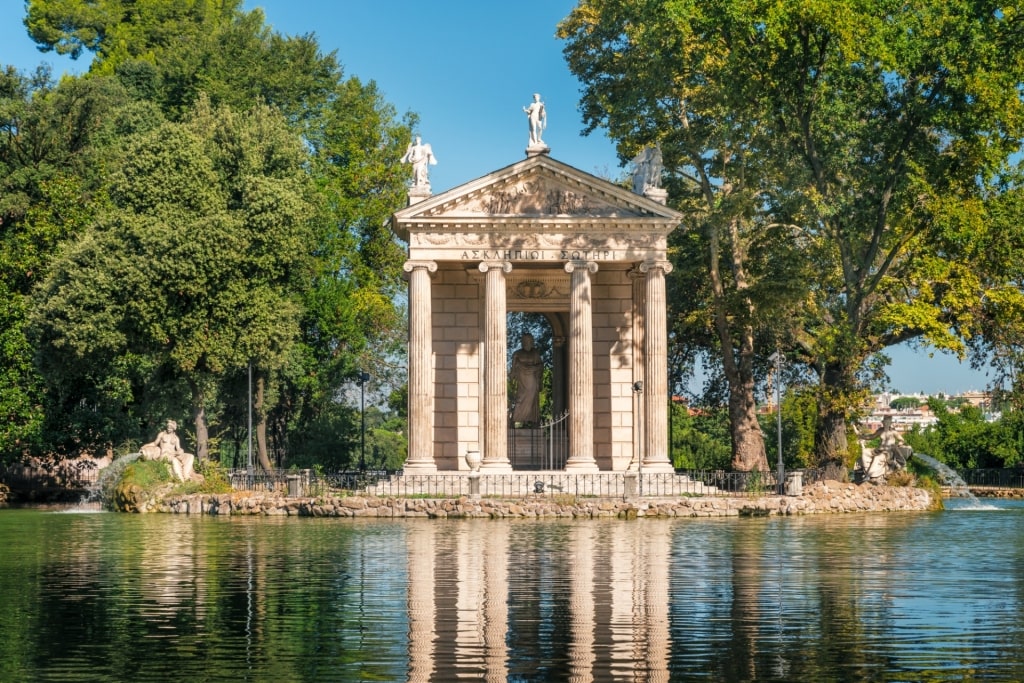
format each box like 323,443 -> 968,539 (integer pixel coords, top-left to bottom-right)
641,260 -> 674,473
480,261 -> 513,472
404,260 -> 437,473
628,267 -> 646,471
565,260 -> 599,472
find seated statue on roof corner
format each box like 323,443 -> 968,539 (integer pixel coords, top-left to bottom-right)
140,419 -> 200,482
856,415 -> 912,483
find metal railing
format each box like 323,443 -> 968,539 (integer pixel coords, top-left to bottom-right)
222,468 -> 827,499
1,462 -> 101,490
508,411 -> 569,470
956,468 -> 1024,489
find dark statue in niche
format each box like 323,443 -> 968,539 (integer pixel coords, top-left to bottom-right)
510,333 -> 543,426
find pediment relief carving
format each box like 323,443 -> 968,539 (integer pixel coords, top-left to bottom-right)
412,232 -> 660,250
392,155 -> 683,243
431,176 -> 645,218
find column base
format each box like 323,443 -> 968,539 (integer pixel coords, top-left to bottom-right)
402,462 -> 438,474
479,462 -> 513,474
564,459 -> 600,473
641,460 -> 675,474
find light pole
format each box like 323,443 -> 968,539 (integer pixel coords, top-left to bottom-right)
633,380 -> 644,496
358,371 -> 370,471
768,351 -> 784,494
247,361 -> 253,477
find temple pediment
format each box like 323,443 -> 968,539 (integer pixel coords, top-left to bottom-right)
391,154 -> 682,241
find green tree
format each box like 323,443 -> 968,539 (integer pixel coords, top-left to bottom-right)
25,0 -> 238,64
670,404 -> 732,470
561,1 -> 818,472
17,3 -> 414,466
0,67 -> 151,458
560,0 -> 1024,476
890,397 -> 922,411
904,401 -> 1015,469
30,99 -> 314,463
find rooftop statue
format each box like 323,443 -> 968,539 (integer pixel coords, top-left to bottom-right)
631,145 -> 664,195
401,136 -> 437,187
523,93 -> 547,149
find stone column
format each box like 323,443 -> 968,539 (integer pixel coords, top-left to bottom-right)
480,261 -> 513,472
551,335 -> 567,417
628,267 -> 646,471
641,260 -> 674,473
404,260 -> 438,473
565,260 -> 599,472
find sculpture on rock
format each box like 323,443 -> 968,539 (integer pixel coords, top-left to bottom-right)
140,419 -> 197,482
523,93 -> 547,149
856,415 -> 911,483
401,136 -> 437,187
631,145 -> 663,195
510,333 -> 543,426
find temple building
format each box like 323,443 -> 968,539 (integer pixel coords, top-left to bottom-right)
391,144 -> 681,474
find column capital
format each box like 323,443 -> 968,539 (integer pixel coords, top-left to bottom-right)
403,259 -> 437,275
639,259 -> 673,275
478,260 -> 512,274
564,260 -> 599,275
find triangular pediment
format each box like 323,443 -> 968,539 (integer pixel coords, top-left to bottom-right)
392,154 -> 682,240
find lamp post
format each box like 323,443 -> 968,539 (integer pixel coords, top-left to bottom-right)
633,380 -> 644,496
247,361 -> 253,477
358,371 -> 370,471
768,351 -> 784,494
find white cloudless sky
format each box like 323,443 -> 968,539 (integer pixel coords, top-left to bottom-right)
0,0 -> 997,395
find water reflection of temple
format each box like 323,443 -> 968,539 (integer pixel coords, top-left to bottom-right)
405,520 -> 671,681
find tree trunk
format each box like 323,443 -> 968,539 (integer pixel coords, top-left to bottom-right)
727,367 -> 769,472
706,214 -> 770,474
815,409 -> 849,480
189,379 -> 209,461
255,370 -> 273,471
814,361 -> 853,480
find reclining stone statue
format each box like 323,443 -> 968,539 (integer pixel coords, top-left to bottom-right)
139,419 -> 198,482
857,415 -> 912,483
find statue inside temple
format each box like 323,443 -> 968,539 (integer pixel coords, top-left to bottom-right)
510,333 -> 543,426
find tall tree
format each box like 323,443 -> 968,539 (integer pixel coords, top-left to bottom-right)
19,2 -> 414,464
560,0 -> 1024,475
560,0 -> 813,472
25,0 -> 239,64
0,67 -> 152,458
30,99 -> 314,463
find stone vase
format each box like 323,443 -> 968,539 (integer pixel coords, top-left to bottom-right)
464,450 -> 481,472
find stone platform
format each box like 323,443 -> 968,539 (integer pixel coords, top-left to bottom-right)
157,480 -> 937,518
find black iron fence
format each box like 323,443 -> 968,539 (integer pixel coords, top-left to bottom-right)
956,468 -> 1024,489
224,468 -> 828,499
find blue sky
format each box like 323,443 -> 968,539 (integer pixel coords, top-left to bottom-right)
0,0 -> 996,395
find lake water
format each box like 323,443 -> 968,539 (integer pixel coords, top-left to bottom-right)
1,500 -> 1022,682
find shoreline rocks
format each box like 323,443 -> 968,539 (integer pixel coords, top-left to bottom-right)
156,480 -> 936,518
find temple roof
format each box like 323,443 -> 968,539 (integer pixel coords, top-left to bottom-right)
391,154 -> 682,242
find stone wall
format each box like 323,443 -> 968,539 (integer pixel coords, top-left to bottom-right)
156,480 -> 936,518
